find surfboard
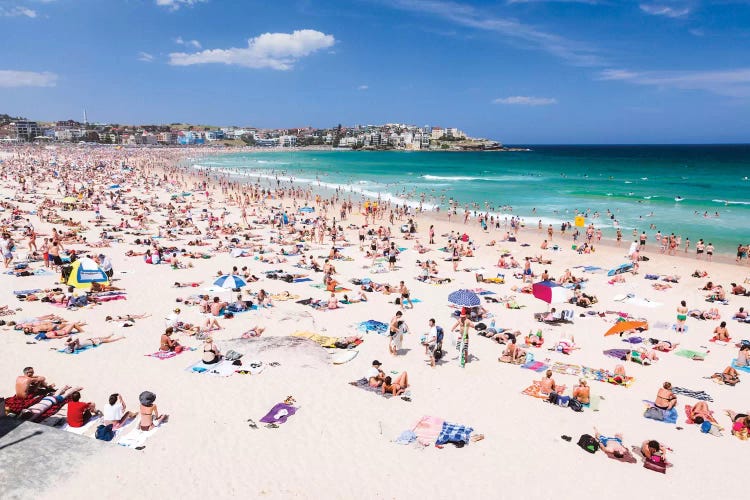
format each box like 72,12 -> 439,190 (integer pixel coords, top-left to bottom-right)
332,350 -> 358,365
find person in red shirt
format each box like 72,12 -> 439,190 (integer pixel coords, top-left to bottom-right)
66,391 -> 99,427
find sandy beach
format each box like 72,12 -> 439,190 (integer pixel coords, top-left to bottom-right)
1,145 -> 748,500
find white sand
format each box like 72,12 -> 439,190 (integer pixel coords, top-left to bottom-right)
0,146 -> 748,500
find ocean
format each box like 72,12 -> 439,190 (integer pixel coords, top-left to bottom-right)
196,144 -> 750,254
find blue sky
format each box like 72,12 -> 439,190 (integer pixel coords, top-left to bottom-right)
1,0 -> 749,143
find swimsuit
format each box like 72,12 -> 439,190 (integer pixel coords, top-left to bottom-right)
677,314 -> 687,321
599,436 -> 622,447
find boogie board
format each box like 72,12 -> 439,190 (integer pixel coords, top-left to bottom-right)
332,350 -> 358,365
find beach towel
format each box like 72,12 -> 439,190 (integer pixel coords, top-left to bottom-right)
293,277 -> 312,283
118,425 -> 162,449
292,331 -> 338,348
57,344 -> 99,355
435,422 -> 474,446
185,360 -> 235,376
622,336 -> 644,344
522,381 -> 566,399
412,415 -> 445,446
550,362 -> 581,376
394,430 -> 418,445
674,349 -> 707,360
673,387 -> 713,402
603,349 -> 630,361
731,359 -> 750,373
3,394 -> 43,414
580,366 -> 635,387
259,403 -> 297,425
349,378 -> 392,397
358,320 -> 388,335
521,360 -> 549,372
643,401 -> 678,424
145,348 -> 193,360
61,416 -> 101,435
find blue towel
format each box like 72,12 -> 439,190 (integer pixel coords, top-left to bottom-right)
394,430 -> 417,445
436,422 -> 474,445
58,344 -> 98,354
643,401 -> 678,424
358,320 -> 388,335
732,359 -> 750,373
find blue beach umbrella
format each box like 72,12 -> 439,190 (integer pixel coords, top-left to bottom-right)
212,274 -> 247,289
448,289 -> 481,307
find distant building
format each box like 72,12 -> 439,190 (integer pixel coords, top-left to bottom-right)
11,121 -> 43,141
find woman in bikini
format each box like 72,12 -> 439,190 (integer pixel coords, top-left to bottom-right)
202,337 -> 221,364
712,321 -> 730,342
381,372 -> 409,396
159,327 -> 180,352
654,381 -> 677,410
676,300 -> 688,332
139,393 -> 168,431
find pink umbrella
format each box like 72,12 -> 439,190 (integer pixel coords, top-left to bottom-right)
532,280 -> 568,308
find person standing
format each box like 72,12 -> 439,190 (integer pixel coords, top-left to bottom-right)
676,300 -> 688,333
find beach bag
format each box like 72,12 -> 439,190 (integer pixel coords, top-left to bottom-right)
645,407 -> 665,421
644,456 -> 666,474
577,434 -> 599,454
569,399 -> 583,412
557,395 -> 570,408
475,322 -> 487,331
95,424 -> 115,442
547,392 -> 559,405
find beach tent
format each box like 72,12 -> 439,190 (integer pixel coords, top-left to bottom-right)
448,289 -> 481,307
66,257 -> 109,289
605,320 -> 648,336
532,280 -> 568,306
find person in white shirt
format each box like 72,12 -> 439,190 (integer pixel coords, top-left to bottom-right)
165,308 -> 182,329
421,318 -> 438,355
366,360 -> 385,387
102,393 -> 136,428
98,253 -> 113,278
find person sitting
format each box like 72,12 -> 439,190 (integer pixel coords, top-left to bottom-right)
102,393 -> 137,429
641,439 -> 668,464
15,366 -> 54,398
327,292 -> 340,310
366,360 -> 386,387
734,307 -> 748,319
539,370 -> 556,395
594,427 -> 629,459
138,391 -> 168,431
654,381 -> 677,410
731,282 -> 748,295
66,390 -> 100,427
726,410 -> 750,439
19,385 -> 82,421
499,338 -> 526,363
712,321 -> 730,342
159,327 -> 181,352
202,337 -> 222,364
381,372 -> 409,396
573,379 -> 590,405
737,344 -> 750,367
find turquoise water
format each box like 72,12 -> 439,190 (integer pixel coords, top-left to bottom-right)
197,145 -> 750,254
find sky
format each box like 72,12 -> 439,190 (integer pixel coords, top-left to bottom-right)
1,0 -> 750,143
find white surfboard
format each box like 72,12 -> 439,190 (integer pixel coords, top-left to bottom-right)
332,350 -> 358,365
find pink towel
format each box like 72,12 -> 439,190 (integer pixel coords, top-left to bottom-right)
412,415 -> 445,446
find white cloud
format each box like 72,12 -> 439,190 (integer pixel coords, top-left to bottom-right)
639,3 -> 691,18
493,95 -> 557,105
598,67 -> 750,97
138,52 -> 155,62
385,0 -> 603,66
358,84 -> 369,90
0,70 -> 58,87
175,36 -> 202,49
0,6 -> 37,17
156,0 -> 207,11
169,30 -> 336,70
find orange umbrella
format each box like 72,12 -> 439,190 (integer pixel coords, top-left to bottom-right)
605,320 -> 648,336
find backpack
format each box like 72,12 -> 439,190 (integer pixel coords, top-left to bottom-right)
548,392 -> 559,405
577,434 -> 599,454
95,424 -> 115,442
557,395 -> 570,408
644,407 -> 665,421
569,398 -> 583,412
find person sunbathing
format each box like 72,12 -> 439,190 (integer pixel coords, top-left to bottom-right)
710,366 -> 740,386
525,331 -> 544,347
734,307 -> 748,319
202,337 -> 222,364
500,339 -> 525,362
15,366 -> 55,398
240,325 -> 266,338
737,345 -> 750,367
19,385 -> 82,421
573,379 -> 590,405
31,321 -> 86,340
712,321 -> 730,342
327,293 -> 340,310
539,370 -> 556,394
640,440 -> 668,463
653,340 -> 679,352
159,327 -> 181,352
139,392 -> 168,431
64,334 -> 125,353
381,372 -> 409,396
726,410 -> 750,439
593,427 -> 628,458
102,393 -> 137,429
654,381 -> 677,410
552,335 -> 577,355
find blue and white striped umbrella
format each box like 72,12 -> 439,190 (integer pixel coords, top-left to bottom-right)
447,289 -> 481,307
212,274 -> 247,289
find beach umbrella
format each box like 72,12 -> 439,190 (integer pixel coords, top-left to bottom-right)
605,320 -> 648,337
66,257 -> 109,289
532,280 -> 568,305
212,274 -> 247,290
448,289 -> 481,307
